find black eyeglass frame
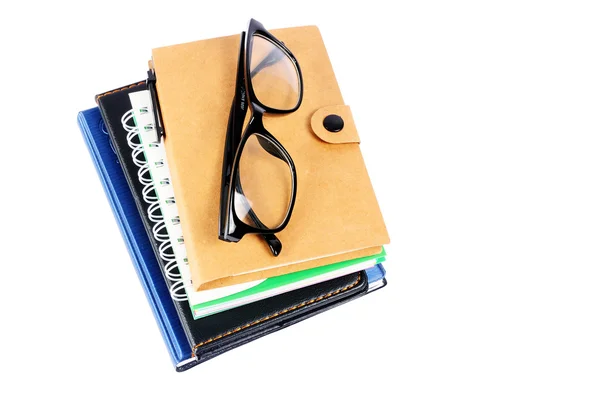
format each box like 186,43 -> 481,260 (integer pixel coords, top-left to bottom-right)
218,19 -> 303,256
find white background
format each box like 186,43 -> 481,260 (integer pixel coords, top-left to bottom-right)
1,0 -> 599,396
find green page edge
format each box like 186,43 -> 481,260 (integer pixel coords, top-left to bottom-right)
191,247 -> 386,311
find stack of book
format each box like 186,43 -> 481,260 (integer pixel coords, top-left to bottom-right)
78,21 -> 389,371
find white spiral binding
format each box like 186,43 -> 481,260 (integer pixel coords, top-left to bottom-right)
147,201 -> 163,222
123,109 -> 187,301
142,184 -> 158,203
164,259 -> 180,281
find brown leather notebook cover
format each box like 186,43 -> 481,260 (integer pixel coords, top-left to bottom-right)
152,25 -> 389,291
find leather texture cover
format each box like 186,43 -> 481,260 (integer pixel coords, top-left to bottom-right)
151,25 -> 390,290
91,83 -> 381,371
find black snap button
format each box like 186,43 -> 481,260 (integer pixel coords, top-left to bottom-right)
323,114 -> 344,133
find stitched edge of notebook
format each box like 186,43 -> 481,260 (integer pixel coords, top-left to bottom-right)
191,273 -> 362,357
96,81 -> 145,101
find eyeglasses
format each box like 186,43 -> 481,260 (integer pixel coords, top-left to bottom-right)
218,19 -> 303,256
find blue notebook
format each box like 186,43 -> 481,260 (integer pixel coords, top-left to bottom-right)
78,107 -> 189,366
78,106 -> 387,369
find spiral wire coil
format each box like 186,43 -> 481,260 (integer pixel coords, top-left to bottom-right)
122,110 -> 187,301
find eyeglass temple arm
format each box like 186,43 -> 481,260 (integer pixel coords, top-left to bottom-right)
219,33 -> 248,241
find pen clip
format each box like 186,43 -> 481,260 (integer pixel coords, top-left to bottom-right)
146,69 -> 164,143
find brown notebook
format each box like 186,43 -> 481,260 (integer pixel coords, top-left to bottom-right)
152,25 -> 389,291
